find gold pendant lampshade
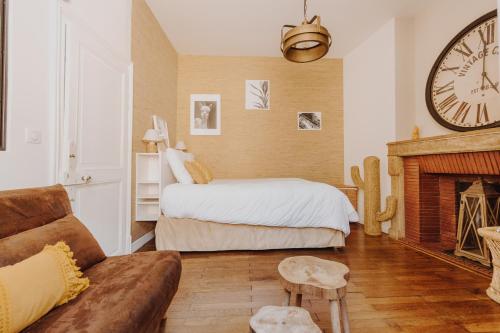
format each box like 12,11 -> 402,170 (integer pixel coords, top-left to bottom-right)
281,0 -> 332,63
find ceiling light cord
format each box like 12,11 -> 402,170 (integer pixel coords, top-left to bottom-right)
303,0 -> 308,22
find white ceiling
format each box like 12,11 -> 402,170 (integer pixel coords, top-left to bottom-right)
146,0 -> 429,58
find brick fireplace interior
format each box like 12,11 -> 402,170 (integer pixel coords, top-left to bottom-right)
403,151 -> 500,253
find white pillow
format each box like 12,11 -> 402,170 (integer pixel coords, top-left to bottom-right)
166,148 -> 194,184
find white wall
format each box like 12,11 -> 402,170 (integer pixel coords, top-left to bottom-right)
0,0 -> 58,190
395,17 -> 415,141
414,0 -> 497,137
0,0 -> 131,190
344,19 -> 397,231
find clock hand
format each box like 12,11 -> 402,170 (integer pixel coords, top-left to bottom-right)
479,34 -> 498,94
484,73 -> 499,94
481,45 -> 487,90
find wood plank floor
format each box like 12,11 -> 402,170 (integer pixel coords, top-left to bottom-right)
141,223 -> 500,333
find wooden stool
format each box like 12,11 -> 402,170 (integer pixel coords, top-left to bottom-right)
278,256 -> 350,333
249,305 -> 321,333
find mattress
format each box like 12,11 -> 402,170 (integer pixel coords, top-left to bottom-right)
161,178 -> 358,235
155,215 -> 345,252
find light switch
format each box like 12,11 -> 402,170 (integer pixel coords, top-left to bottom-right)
25,129 -> 42,144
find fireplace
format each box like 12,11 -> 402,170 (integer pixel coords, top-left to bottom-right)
385,128 -> 500,242
403,152 -> 500,252
384,129 -> 500,273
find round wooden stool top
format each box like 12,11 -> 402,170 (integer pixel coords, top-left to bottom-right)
249,305 -> 321,333
278,256 -> 350,300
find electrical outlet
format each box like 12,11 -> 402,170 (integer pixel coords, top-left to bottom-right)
25,129 -> 42,144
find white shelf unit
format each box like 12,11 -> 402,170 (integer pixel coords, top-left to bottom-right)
136,153 -> 162,221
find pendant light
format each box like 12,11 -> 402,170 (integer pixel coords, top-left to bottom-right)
281,0 -> 332,63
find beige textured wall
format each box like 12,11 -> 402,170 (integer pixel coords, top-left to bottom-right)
177,56 -> 344,184
131,0 -> 177,241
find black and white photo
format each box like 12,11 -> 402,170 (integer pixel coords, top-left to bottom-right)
298,112 -> 322,130
190,94 -> 221,135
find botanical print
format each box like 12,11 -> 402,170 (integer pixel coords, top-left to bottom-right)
245,80 -> 270,110
190,94 -> 221,136
298,112 -> 321,130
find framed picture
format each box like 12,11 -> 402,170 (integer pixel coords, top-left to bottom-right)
0,1 -> 8,150
298,112 -> 322,131
190,94 -> 221,135
245,80 -> 270,110
153,115 -> 170,150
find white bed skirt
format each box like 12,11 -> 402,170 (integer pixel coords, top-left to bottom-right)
155,215 -> 345,252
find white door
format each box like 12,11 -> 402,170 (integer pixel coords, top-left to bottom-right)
58,11 -> 132,256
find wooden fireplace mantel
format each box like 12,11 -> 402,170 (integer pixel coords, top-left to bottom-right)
387,128 -> 500,157
385,128 -> 500,240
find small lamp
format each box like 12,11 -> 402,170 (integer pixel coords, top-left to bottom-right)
175,140 -> 187,151
143,129 -> 161,153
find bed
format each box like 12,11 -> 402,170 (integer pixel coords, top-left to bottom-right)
155,149 -> 359,252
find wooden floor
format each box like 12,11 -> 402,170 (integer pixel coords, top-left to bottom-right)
141,224 -> 500,333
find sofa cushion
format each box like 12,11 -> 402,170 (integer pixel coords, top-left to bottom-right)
0,242 -> 90,333
21,251 -> 182,333
0,215 -> 106,271
0,185 -> 72,239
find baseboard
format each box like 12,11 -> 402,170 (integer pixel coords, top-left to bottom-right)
131,230 -> 155,252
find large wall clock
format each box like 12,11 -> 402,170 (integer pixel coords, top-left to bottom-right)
426,10 -> 499,132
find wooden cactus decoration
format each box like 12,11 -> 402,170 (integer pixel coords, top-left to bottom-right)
351,156 -> 397,236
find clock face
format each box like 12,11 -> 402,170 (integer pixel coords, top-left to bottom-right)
426,11 -> 499,131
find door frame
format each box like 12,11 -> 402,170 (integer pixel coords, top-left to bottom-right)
54,2 -> 133,254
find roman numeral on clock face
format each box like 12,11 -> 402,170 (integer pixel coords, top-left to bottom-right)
434,81 -> 454,96
438,93 -> 459,113
479,23 -> 496,45
441,66 -> 459,74
454,41 -> 473,59
452,102 -> 471,123
476,103 -> 489,124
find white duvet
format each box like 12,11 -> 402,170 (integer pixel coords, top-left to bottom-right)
161,178 -> 359,236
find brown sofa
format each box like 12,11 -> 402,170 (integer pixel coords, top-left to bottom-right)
0,185 -> 182,333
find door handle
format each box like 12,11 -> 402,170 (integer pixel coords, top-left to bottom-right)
81,175 -> 92,184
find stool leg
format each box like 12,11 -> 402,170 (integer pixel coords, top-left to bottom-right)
283,290 -> 291,306
340,297 -> 350,333
295,293 -> 302,307
329,300 -> 342,333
